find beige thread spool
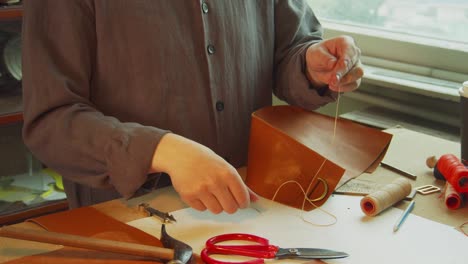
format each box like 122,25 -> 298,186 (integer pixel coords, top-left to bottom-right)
360,178 -> 412,216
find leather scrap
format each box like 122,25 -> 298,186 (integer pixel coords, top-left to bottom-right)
5,206 -> 163,263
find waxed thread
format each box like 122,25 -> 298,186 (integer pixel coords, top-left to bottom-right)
271,86 -> 342,226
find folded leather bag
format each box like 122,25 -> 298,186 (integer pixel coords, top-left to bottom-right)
245,105 -> 392,210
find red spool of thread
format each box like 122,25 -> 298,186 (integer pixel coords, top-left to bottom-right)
436,154 -> 468,193
444,182 -> 465,210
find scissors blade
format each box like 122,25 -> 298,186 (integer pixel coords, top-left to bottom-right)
276,247 -> 349,260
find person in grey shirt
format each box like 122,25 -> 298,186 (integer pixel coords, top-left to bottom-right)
21,0 -> 363,213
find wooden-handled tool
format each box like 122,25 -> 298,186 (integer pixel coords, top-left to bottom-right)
0,225 -> 176,262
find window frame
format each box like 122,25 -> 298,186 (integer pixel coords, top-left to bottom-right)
322,20 -> 468,73
321,20 -> 468,100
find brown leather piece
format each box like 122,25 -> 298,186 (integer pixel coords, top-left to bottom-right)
246,105 -> 392,210
5,207 -> 163,263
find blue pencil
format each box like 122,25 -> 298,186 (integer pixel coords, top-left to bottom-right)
393,200 -> 415,232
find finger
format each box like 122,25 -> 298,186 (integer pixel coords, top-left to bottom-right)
218,167 -> 250,209
186,198 -> 207,212
199,193 -> 224,214
339,63 -> 364,86
214,189 -> 239,214
330,57 -> 353,88
339,37 -> 361,71
330,61 -> 363,92
248,188 -> 259,202
335,79 -> 361,93
330,39 -> 361,88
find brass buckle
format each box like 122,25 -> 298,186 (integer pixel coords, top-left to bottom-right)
308,177 -> 329,202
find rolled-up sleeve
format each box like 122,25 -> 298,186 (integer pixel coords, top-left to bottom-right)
22,0 -> 168,198
273,0 -> 338,110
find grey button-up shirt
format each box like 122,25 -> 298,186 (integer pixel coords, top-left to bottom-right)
22,0 -> 337,208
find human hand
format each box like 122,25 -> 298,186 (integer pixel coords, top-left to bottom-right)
150,133 -> 258,214
305,35 -> 364,92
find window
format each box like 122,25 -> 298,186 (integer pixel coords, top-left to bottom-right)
310,0 -> 468,45
307,0 -> 468,99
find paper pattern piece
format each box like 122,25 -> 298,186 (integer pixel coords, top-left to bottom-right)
128,195 -> 467,264
334,178 -> 386,196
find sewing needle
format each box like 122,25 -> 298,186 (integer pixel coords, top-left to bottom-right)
393,200 -> 415,232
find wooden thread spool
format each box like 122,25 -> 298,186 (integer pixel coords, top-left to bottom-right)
360,178 -> 412,216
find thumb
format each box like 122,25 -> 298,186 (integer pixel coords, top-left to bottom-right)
329,56 -> 354,90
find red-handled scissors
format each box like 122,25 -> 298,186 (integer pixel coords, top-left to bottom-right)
201,233 -> 349,264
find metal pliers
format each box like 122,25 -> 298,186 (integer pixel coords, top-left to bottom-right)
138,203 -> 177,223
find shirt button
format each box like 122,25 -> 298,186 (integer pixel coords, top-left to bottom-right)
215,101 -> 224,111
207,44 -> 215,55
202,2 -> 209,14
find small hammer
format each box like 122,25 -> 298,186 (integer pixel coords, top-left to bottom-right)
0,224 -> 194,264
